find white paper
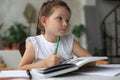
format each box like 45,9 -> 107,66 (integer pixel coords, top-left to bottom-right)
96,64 -> 120,68
0,70 -> 29,78
78,64 -> 120,77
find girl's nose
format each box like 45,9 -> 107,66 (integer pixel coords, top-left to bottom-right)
62,20 -> 68,27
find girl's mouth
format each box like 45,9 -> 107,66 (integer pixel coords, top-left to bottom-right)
61,29 -> 66,32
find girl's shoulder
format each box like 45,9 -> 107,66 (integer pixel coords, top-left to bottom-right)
25,35 -> 43,43
25,35 -> 43,47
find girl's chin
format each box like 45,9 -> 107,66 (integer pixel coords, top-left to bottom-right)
58,33 -> 66,37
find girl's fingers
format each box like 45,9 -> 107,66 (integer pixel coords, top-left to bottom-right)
52,49 -> 56,55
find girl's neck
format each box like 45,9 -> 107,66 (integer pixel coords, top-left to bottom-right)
43,34 -> 58,43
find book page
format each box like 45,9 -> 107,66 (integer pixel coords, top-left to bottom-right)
62,57 -> 108,67
0,70 -> 29,78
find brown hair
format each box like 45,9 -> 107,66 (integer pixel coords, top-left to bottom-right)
36,0 -> 71,35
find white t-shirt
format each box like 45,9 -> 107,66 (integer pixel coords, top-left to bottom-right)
26,34 -> 74,63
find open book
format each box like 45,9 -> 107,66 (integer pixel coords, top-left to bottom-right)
31,56 -> 108,78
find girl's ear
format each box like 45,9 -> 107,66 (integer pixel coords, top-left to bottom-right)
40,16 -> 46,27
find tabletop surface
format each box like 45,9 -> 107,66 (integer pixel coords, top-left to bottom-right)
1,71 -> 120,80
31,70 -> 120,80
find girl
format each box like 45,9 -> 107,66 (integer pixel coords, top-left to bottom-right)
18,0 -> 92,70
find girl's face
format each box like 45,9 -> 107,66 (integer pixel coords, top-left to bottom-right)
43,6 -> 71,37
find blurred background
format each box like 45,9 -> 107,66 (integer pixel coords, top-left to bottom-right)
0,0 -> 120,64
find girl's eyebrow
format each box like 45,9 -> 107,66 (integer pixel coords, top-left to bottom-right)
58,13 -> 70,18
60,16 -> 70,21
59,15 -> 70,20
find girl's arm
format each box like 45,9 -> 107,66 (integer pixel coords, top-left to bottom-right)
18,42 -> 60,70
72,39 -> 96,67
72,39 -> 92,57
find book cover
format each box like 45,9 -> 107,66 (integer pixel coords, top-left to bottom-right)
31,56 -> 108,78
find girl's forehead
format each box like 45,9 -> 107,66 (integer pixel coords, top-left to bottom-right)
52,6 -> 71,17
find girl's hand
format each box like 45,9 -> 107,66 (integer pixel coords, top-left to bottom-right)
45,52 -> 61,67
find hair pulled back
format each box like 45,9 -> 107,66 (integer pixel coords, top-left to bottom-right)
36,0 -> 71,35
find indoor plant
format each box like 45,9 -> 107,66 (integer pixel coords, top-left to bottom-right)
2,22 -> 29,50
72,24 -> 85,42
0,24 -> 12,50
8,22 -> 29,43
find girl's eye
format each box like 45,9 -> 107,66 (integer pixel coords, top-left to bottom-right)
57,17 -> 62,21
66,19 -> 69,23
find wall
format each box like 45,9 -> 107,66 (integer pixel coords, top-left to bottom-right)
0,0 -> 45,35
84,5 -> 100,54
0,0 -> 84,35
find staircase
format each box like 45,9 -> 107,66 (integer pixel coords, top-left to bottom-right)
101,4 -> 120,63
